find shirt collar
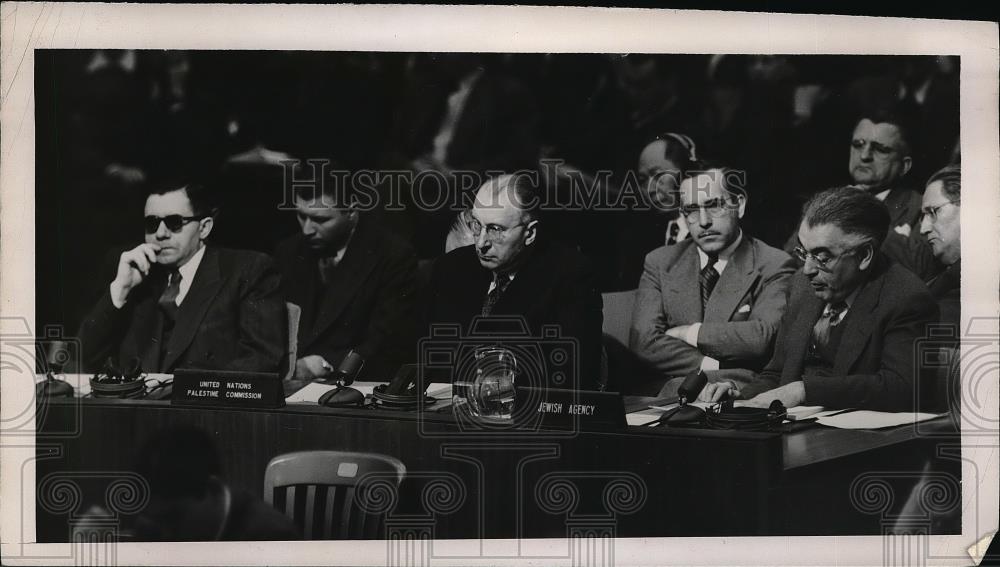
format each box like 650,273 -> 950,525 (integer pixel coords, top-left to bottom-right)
177,245 -> 206,282
696,230 -> 743,267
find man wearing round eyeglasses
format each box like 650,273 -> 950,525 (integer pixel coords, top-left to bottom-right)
426,174 -> 603,390
702,187 -> 937,411
631,166 -> 795,393
783,111 -> 938,279
79,181 -> 287,375
919,165 -> 961,329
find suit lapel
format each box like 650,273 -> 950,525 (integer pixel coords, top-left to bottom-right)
704,238 -> 758,323
783,284 -> 825,382
162,247 -> 224,371
833,272 -> 883,374
301,228 -> 378,350
663,243 -> 702,324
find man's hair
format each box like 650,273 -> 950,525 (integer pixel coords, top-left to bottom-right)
855,105 -> 916,156
291,159 -> 357,208
802,186 -> 891,248
484,173 -> 541,222
681,160 -> 748,200
927,165 -> 961,201
145,179 -> 216,217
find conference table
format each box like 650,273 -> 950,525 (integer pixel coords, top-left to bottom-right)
34,375 -> 961,541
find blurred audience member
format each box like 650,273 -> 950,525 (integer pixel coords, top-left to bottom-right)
612,132 -> 698,289
133,426 -> 299,541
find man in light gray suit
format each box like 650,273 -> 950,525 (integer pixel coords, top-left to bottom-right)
630,165 -> 796,396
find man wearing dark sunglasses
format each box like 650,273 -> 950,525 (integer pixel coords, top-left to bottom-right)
701,187 -> 937,412
631,165 -> 796,396
79,181 -> 287,374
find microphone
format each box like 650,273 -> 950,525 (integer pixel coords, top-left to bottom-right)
332,349 -> 365,387
657,371 -> 708,427
677,371 -> 708,406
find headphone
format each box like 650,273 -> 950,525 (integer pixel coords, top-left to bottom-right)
654,132 -> 699,163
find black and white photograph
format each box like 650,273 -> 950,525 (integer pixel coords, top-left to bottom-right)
1,4 -> 997,566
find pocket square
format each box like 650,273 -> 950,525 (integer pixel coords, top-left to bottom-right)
737,304 -> 752,314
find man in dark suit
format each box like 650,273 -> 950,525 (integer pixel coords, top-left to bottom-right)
918,165 -> 961,330
79,181 -> 286,373
632,166 -> 796,394
703,187 -> 937,412
275,181 -> 419,381
426,174 -> 603,390
783,112 -> 939,279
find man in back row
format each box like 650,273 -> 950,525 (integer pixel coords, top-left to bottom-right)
704,186 -> 937,411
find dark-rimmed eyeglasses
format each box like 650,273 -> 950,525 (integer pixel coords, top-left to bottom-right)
144,214 -> 208,234
793,242 -> 868,270
920,200 -> 960,223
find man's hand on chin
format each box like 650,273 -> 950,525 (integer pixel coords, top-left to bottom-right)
744,381 -> 806,408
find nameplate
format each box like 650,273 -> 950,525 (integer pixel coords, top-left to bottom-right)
171,369 -> 284,409
513,387 -> 626,431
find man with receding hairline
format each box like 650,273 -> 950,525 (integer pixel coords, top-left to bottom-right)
426,174 -> 603,390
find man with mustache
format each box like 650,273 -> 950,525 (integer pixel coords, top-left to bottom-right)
79,180 -> 287,374
425,174 -> 603,390
630,165 -> 796,396
702,187 -> 937,412
275,180 -> 419,381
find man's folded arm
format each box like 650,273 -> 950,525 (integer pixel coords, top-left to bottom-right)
697,262 -> 795,361
629,257 -> 704,376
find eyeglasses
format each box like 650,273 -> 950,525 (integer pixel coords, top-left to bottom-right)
793,242 -> 868,270
679,198 -> 736,222
144,214 -> 208,234
920,200 -> 960,223
466,218 -> 526,243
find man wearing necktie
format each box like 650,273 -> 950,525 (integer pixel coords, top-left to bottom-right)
631,165 -> 795,396
703,187 -> 937,412
79,180 -> 287,374
274,179 -> 418,381
426,174 -> 603,390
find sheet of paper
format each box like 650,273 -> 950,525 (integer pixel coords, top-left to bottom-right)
787,405 -> 826,420
284,382 -> 339,403
426,384 -> 453,399
816,410 -> 945,429
626,409 -> 663,426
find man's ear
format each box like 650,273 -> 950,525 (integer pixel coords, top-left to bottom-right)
901,156 -> 913,177
736,194 -> 747,219
199,213 -> 215,240
524,219 -> 539,246
857,242 -> 875,271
